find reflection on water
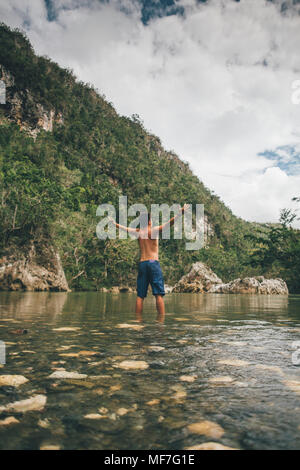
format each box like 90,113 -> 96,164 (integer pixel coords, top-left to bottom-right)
0,292 -> 299,450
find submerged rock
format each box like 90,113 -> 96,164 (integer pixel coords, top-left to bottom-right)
84,413 -> 108,420
117,408 -> 130,416
48,371 -> 87,380
117,323 -> 144,331
148,346 -> 165,352
52,327 -> 80,332
185,442 -> 237,451
187,420 -> 225,439
115,360 -> 149,370
40,444 -> 61,451
0,394 -> 47,413
0,416 -> 20,426
172,262 -> 223,293
208,376 -> 234,385
180,375 -> 197,383
38,418 -> 50,429
146,399 -> 160,406
0,375 -> 28,387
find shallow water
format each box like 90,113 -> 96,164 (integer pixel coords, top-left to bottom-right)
0,292 -> 299,450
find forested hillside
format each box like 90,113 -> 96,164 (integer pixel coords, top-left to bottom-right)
0,23 -> 299,292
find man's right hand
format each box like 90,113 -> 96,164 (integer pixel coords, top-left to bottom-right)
108,215 -> 116,225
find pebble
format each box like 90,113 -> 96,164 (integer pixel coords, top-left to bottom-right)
117,408 -> 129,416
0,395 -> 47,413
187,420 -> 225,439
0,417 -> 20,426
180,375 -> 197,383
117,323 -> 144,331
148,346 -> 165,352
208,376 -> 234,384
0,375 -> 28,387
109,384 -> 122,393
40,444 -> 61,451
115,360 -> 149,370
38,419 -> 50,429
84,413 -> 107,420
52,327 -> 80,332
185,442 -> 237,450
146,399 -> 160,406
48,371 -> 87,380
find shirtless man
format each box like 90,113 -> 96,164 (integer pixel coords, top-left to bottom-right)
111,205 -> 188,322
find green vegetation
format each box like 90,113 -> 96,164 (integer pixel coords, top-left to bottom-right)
246,206 -> 300,293
0,23 -> 299,292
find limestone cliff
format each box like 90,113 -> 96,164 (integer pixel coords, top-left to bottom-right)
0,65 -> 63,139
0,242 -> 70,292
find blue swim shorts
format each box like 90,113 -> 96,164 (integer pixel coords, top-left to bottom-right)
137,260 -> 165,298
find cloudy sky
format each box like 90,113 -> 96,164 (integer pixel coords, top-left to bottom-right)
1,0 -> 300,226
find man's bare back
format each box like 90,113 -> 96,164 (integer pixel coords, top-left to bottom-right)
138,230 -> 159,261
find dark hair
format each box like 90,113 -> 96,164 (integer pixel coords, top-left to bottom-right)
140,212 -> 151,226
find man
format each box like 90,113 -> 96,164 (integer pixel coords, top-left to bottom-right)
111,205 -> 188,322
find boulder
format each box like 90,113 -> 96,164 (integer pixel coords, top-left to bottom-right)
164,284 -> 173,293
0,243 -> 70,292
172,262 -> 223,293
172,263 -> 288,295
209,276 -> 288,295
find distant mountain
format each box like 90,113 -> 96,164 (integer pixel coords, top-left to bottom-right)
0,23 -> 275,290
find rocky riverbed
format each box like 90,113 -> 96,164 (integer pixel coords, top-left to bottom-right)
0,291 -> 299,450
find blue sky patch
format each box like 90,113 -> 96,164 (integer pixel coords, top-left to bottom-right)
260,146 -> 300,176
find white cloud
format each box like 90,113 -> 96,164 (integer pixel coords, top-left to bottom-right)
0,0 -> 300,226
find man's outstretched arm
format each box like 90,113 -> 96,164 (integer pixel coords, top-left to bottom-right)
152,204 -> 190,234
109,218 -> 140,236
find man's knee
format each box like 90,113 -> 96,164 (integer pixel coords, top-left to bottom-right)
155,295 -> 164,301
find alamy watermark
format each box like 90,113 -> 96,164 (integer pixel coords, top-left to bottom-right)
291,80 -> 300,105
0,340 -> 6,365
96,196 -> 205,250
291,341 -> 300,366
0,80 -> 6,105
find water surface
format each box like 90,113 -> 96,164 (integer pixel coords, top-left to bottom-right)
0,292 -> 299,450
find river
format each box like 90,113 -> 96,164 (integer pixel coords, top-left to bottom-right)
0,292 -> 299,450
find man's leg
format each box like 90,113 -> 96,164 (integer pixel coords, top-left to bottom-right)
155,295 -> 165,323
135,296 -> 144,322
